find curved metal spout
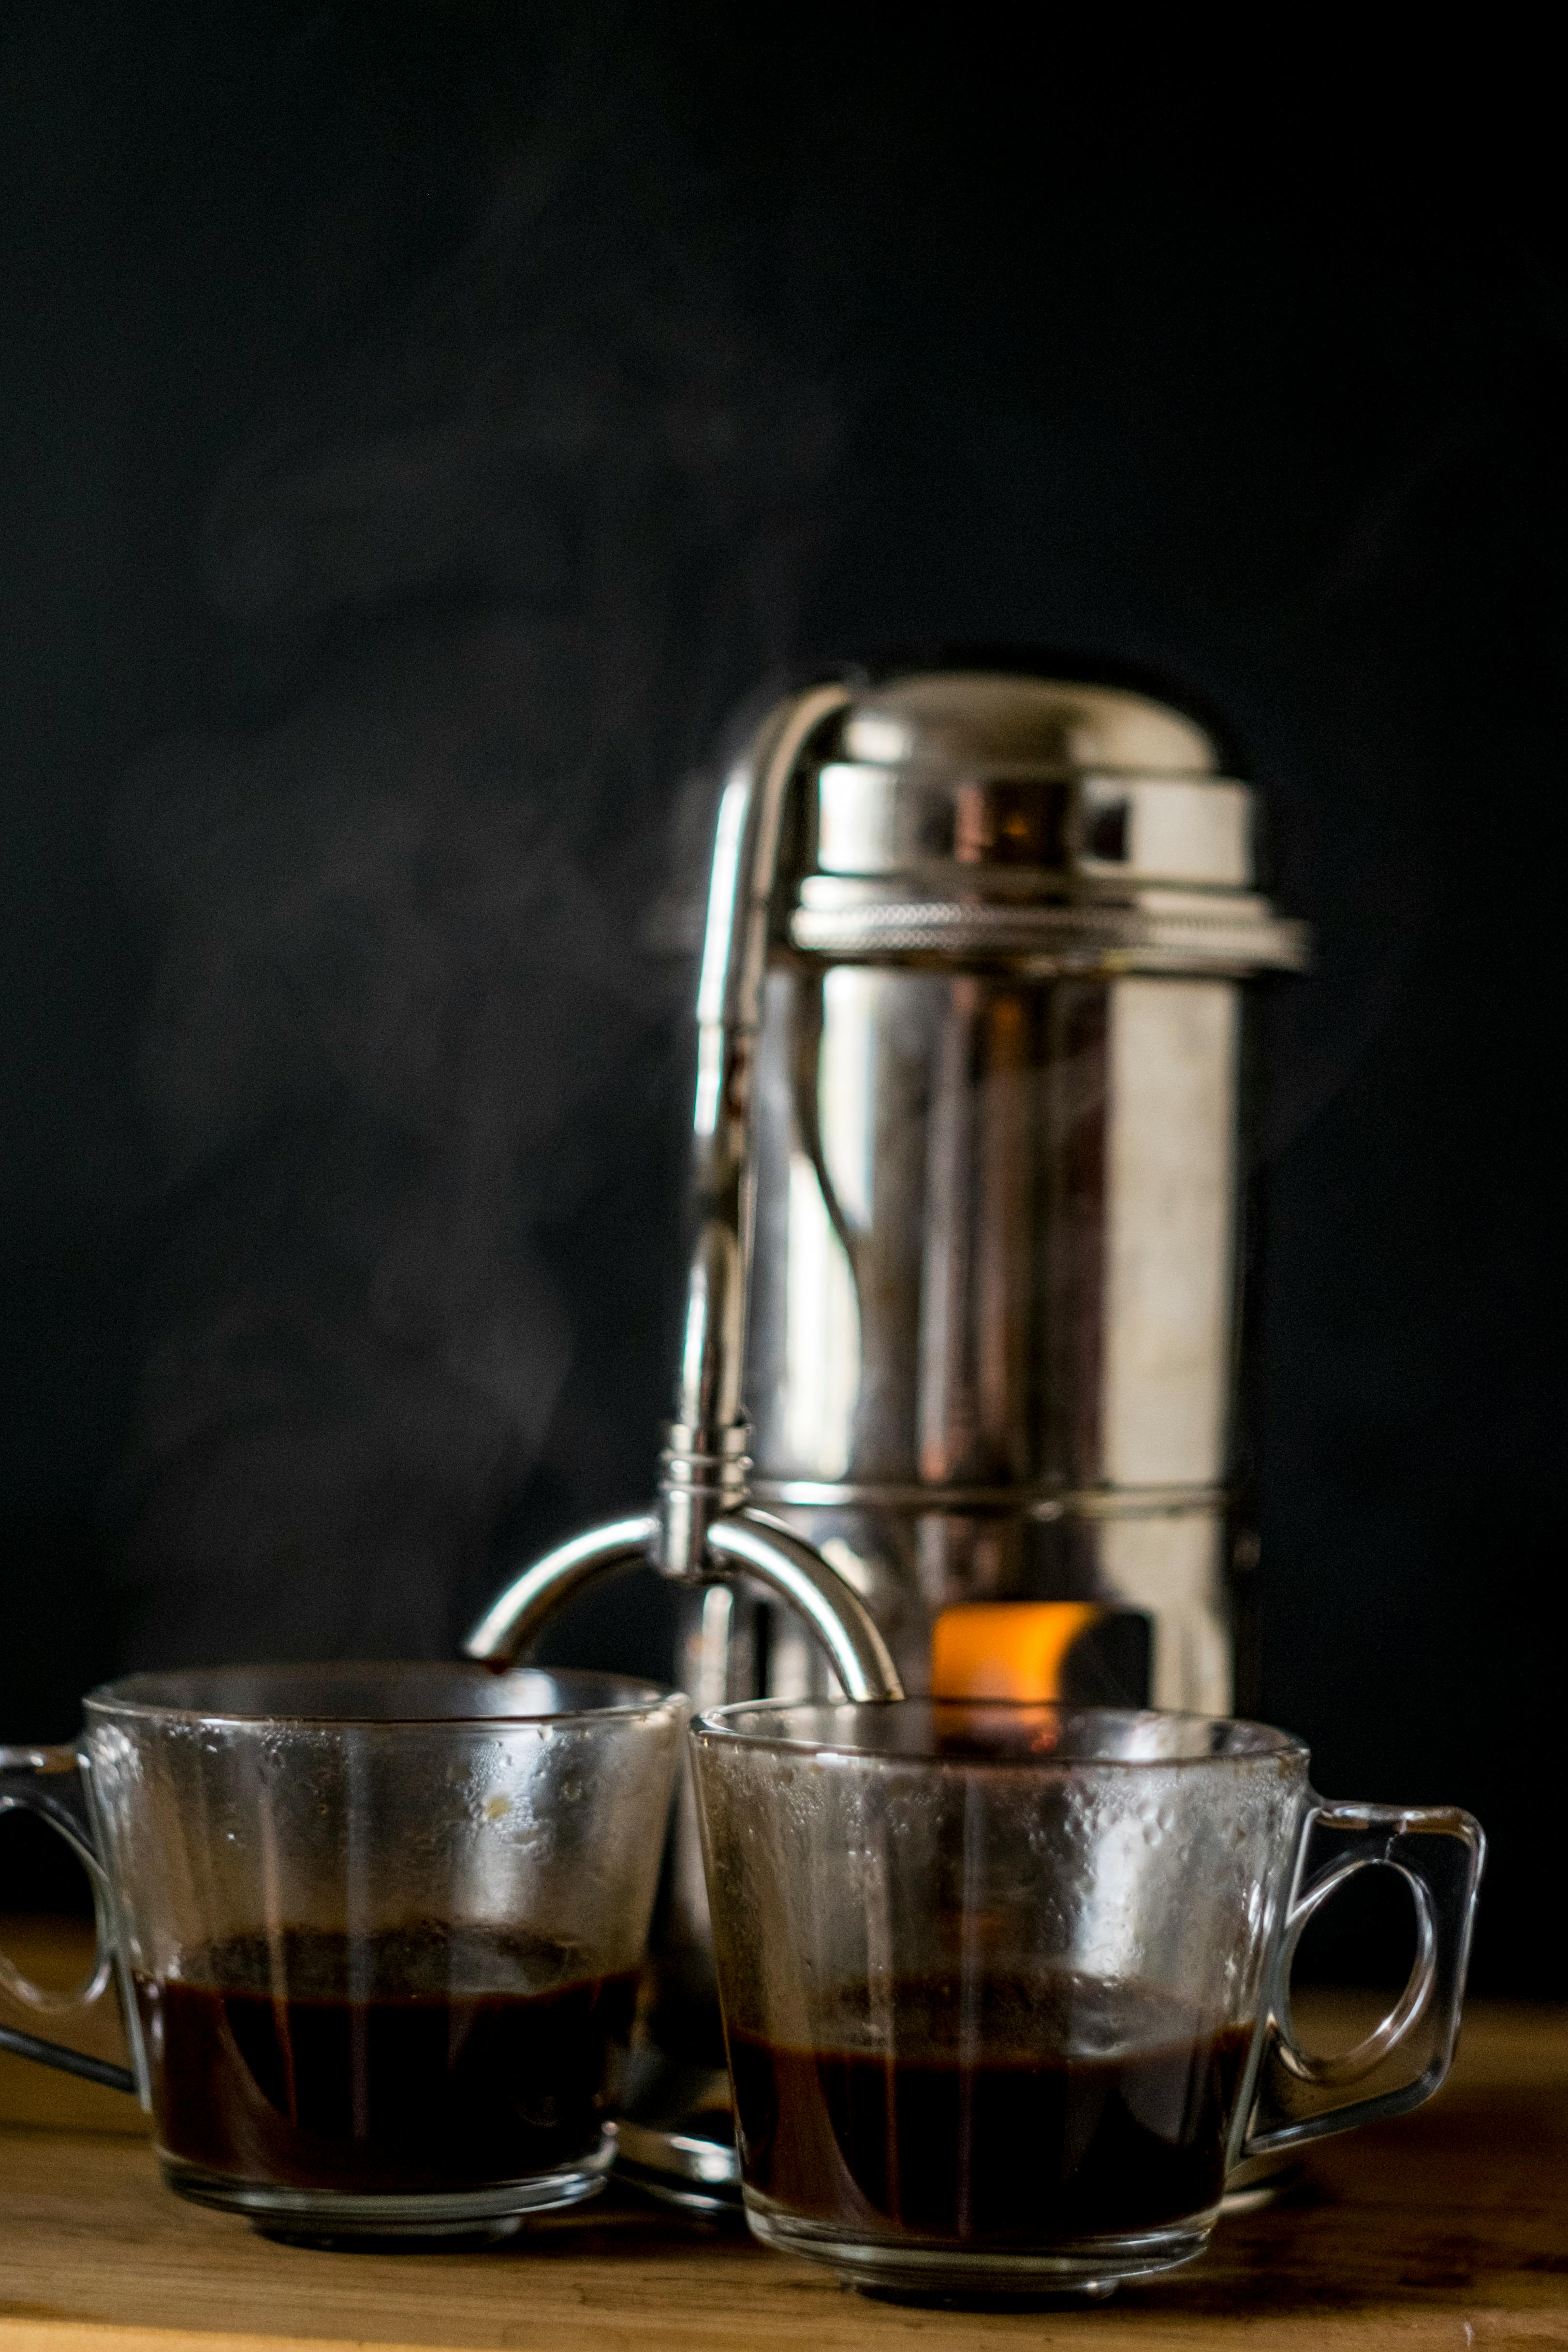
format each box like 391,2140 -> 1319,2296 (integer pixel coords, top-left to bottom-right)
463,1506 -> 903,1702
463,676 -> 904,1708
658,679 -> 852,1577
703,1511 -> 902,1700
463,1515 -> 659,1665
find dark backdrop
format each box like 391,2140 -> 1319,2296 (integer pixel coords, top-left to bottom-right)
2,6 -> 1563,1994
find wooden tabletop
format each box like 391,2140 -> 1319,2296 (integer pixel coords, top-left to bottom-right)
2,1923 -> 1563,2352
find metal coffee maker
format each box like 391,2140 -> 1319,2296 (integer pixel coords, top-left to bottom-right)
467,662 -> 1307,2204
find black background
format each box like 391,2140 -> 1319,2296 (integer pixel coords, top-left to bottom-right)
2,6 -> 1563,1994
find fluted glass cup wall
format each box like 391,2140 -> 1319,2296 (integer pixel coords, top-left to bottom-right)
1,1666 -> 685,2243
691,1699 -> 1482,2299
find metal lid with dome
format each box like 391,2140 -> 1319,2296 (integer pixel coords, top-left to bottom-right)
789,671 -> 1308,973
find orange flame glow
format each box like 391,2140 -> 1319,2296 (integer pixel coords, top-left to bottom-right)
930,1601 -> 1104,1702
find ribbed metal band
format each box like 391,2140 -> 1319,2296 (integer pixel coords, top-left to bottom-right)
750,1478 -> 1231,1519
789,900 -> 1308,971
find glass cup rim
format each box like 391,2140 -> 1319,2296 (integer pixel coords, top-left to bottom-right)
82,1663 -> 684,1732
689,1695 -> 1308,1768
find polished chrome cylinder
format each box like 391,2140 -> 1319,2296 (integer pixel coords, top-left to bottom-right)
725,670 -> 1305,1712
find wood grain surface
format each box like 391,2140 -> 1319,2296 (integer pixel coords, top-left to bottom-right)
2,1933 -> 1565,2351
0,1921 -> 142,2138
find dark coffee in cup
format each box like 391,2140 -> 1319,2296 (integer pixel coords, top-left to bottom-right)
138,1925 -> 639,2198
728,1971 -> 1251,2241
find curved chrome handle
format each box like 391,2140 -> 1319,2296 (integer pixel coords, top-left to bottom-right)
0,1749 -> 138,2095
1240,1798 -> 1484,2160
463,1507 -> 904,1703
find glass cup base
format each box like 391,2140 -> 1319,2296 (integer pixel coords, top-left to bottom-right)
742,2191 -> 1215,2302
158,2139 -> 614,2249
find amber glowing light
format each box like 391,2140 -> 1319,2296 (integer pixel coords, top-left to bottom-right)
930,1601 -> 1104,1702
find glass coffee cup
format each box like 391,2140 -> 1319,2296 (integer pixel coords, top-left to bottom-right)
1,1665 -> 685,2244
690,1698 -> 1483,2301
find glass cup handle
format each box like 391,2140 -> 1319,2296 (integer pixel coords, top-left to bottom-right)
1242,1798 -> 1486,2159
0,1743 -> 137,2093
